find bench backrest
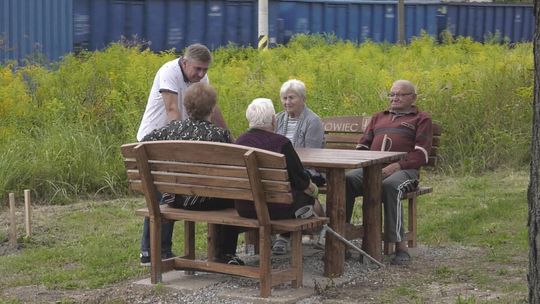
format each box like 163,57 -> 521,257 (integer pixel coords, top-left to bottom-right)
121,140 -> 294,225
322,116 -> 442,167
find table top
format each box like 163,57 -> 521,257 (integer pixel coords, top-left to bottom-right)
296,148 -> 406,169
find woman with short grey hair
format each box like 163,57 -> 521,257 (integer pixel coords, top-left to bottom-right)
245,98 -> 275,129
275,79 -> 326,185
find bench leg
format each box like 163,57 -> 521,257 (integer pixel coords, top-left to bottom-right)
245,230 -> 259,255
408,196 -> 417,248
207,223 -> 218,261
290,230 -> 303,288
184,221 -> 195,275
258,225 -> 272,298
384,241 -> 394,255
149,216 -> 162,284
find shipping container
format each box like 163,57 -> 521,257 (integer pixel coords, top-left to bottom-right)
443,3 -> 534,43
0,0 -> 534,64
0,0 -> 72,64
71,0 -> 535,52
276,0 -> 442,44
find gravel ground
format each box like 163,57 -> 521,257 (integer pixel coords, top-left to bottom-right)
1,239 -> 379,304
1,241 -> 528,303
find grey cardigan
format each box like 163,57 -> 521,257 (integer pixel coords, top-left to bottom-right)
275,106 -> 325,148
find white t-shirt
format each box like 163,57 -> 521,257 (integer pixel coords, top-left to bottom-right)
136,58 -> 209,141
285,117 -> 299,144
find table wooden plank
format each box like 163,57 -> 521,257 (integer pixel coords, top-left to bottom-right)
296,149 -> 405,169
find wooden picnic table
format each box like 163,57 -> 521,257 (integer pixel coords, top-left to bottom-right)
296,148 -> 406,277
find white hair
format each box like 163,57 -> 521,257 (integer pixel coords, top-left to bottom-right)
280,79 -> 306,100
246,98 -> 275,129
392,79 -> 417,94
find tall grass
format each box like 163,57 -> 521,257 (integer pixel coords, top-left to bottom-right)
0,35 -> 532,203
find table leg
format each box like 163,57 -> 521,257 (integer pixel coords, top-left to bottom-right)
324,168 -> 346,277
362,164 -> 383,262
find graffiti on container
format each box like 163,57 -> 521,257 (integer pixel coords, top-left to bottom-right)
74,14 -> 90,36
167,28 -> 184,47
209,5 -> 222,17
385,7 -> 395,19
296,18 -> 309,33
515,14 -> 522,23
361,25 -> 370,41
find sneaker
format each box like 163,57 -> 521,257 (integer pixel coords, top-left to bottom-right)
391,250 -> 411,265
213,254 -> 245,266
315,226 -> 327,249
139,251 -> 175,266
272,235 -> 290,255
140,252 -> 150,266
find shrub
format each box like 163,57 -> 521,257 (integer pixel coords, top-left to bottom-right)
0,35 -> 532,203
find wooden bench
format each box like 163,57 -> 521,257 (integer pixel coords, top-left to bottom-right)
321,115 -> 442,254
121,140 -> 328,298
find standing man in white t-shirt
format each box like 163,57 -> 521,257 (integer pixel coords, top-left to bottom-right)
137,43 -> 227,141
137,43 -> 228,265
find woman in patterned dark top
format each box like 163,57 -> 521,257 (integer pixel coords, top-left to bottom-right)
140,82 -> 242,265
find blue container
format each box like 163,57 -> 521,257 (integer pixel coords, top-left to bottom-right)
72,0 -> 533,53
0,0 -> 535,64
74,0 -> 260,52
276,0 -> 441,44
443,3 -> 534,43
0,0 -> 73,64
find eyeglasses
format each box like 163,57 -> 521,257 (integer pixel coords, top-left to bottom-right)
387,93 -> 414,98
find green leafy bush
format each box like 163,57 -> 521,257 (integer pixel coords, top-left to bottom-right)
0,35 -> 532,203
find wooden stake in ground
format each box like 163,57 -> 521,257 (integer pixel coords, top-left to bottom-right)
9,193 -> 17,247
24,189 -> 31,237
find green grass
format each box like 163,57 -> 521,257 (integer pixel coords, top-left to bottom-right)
0,171 -> 529,300
346,170 -> 529,303
0,198 -> 222,290
418,170 -> 528,258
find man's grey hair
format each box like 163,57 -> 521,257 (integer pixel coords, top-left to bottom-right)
280,79 -> 306,100
393,79 -> 417,94
246,98 -> 275,129
184,43 -> 212,63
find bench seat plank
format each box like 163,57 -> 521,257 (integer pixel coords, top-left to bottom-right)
135,207 -> 328,231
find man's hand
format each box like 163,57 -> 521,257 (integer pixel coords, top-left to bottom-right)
382,162 -> 401,179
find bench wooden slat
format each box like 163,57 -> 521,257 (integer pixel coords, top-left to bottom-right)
127,169 -> 291,192
125,161 -> 289,180
122,141 -> 288,169
322,115 -> 371,133
324,134 -> 359,145
172,258 -> 297,284
135,207 -> 328,232
129,182 -> 294,204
